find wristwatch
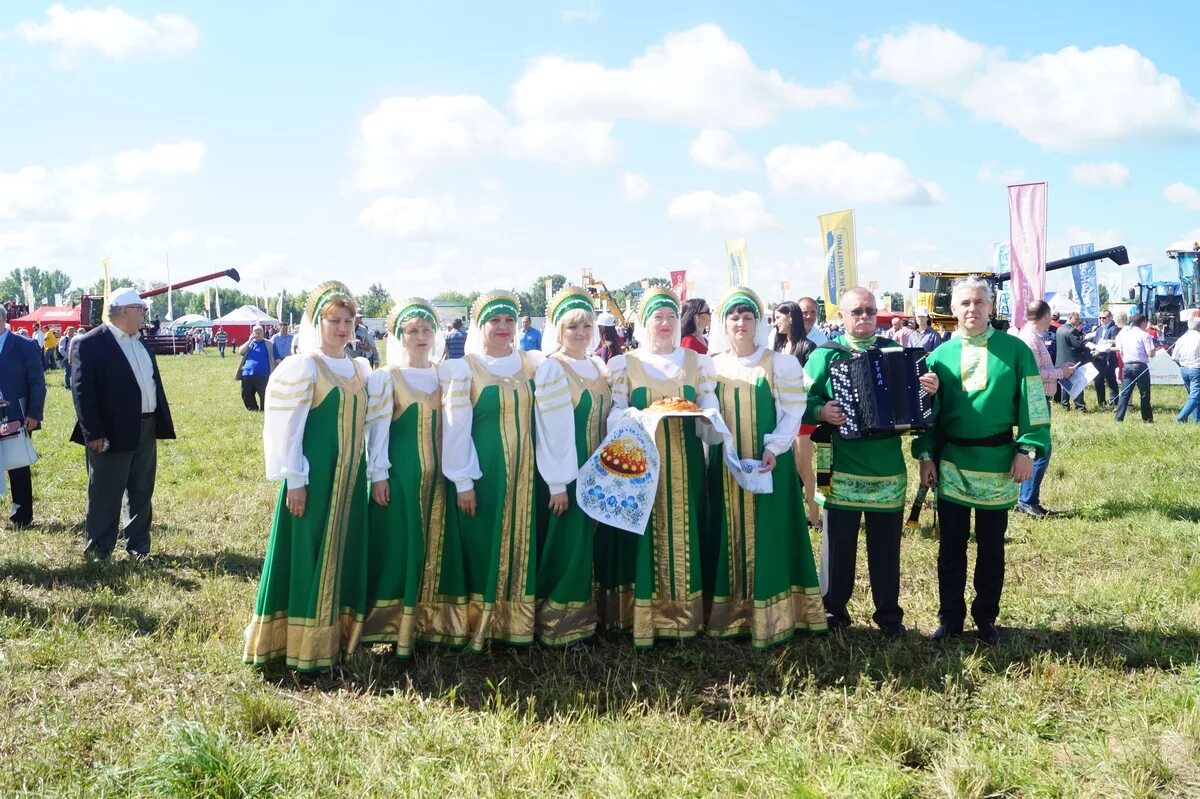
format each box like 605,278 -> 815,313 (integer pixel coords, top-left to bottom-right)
1017,445 -> 1036,458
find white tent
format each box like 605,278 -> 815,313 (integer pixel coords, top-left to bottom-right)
1045,292 -> 1082,317
173,313 -> 211,329
211,305 -> 281,326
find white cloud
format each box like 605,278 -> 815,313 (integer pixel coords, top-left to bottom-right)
511,23 -> 853,129
0,166 -> 54,218
622,172 -> 652,203
13,3 -> 199,66
1069,161 -> 1129,187
511,119 -> 619,164
977,161 -> 1027,185
863,24 -> 1200,150
358,195 -> 501,240
239,252 -> 288,282
1164,182 -> 1200,212
113,141 -> 206,181
560,0 -> 599,23
765,140 -> 943,205
667,190 -> 778,233
355,95 -> 510,189
689,129 -> 756,171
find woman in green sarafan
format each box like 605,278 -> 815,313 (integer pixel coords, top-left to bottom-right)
439,290 -> 544,650
705,287 -> 826,647
243,282 -> 371,671
361,298 -> 448,658
596,286 -> 719,647
533,286 -> 610,646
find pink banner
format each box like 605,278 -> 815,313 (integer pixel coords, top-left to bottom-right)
1007,182 -> 1047,329
670,269 -> 688,301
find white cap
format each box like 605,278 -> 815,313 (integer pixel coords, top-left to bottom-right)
597,312 -> 617,327
914,306 -> 930,317
108,287 -> 148,308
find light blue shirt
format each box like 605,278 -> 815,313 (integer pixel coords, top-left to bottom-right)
271,333 -> 294,359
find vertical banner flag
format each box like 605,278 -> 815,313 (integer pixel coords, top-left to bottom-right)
215,285 -> 222,319
276,291 -> 285,322
22,279 -> 34,310
165,252 -> 174,322
670,269 -> 688,301
1069,243 -> 1098,320
1007,182 -> 1047,329
817,209 -> 857,312
204,285 -> 211,314
724,239 -> 748,287
102,256 -> 112,312
1136,263 -> 1154,286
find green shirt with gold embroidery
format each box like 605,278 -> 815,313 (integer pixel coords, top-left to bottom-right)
911,325 -> 1051,510
803,335 -> 908,512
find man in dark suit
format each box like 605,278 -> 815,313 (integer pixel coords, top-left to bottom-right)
0,305 -> 47,527
1055,312 -> 1089,411
70,288 -> 176,561
1088,310 -> 1120,405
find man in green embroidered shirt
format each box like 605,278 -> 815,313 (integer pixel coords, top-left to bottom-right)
805,287 -> 940,637
913,277 -> 1051,645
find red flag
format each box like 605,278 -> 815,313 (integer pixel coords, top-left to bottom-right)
670,270 -> 688,301
1007,182 -> 1047,329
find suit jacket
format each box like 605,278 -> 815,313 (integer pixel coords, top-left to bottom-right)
1055,324 -> 1088,366
0,330 -> 47,425
70,325 -> 176,452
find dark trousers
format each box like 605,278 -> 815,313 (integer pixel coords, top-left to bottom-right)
821,507 -> 903,628
241,374 -> 269,411
1093,356 -> 1118,405
63,359 -> 73,389
1114,362 -> 1152,421
936,499 -> 1008,629
83,417 -> 158,558
1055,383 -> 1086,410
7,465 -> 33,526
218,342 -> 227,357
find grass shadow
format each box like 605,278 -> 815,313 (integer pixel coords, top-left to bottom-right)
0,592 -> 161,634
1084,499 -> 1200,523
255,622 -> 1200,720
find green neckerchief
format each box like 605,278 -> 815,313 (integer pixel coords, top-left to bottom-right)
844,333 -> 876,351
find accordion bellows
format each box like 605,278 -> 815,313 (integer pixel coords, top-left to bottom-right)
830,347 -> 934,439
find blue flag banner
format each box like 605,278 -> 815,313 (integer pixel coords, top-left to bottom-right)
1069,243 -> 1098,320
1137,263 -> 1154,286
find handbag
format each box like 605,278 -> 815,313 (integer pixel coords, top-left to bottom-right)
0,420 -> 37,470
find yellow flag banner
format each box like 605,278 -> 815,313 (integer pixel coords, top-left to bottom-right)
102,256 -> 112,311
724,238 -> 748,287
817,209 -> 857,313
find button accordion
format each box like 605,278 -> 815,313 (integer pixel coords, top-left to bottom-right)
829,346 -> 933,439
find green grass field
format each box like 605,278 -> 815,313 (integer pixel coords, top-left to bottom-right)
1,351 -> 1197,798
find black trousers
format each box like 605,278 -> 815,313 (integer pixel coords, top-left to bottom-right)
821,507 -> 903,628
241,374 -> 269,411
1114,362 -> 1152,421
1093,357 -> 1118,405
7,465 -> 33,526
83,417 -> 158,558
936,499 -> 1008,628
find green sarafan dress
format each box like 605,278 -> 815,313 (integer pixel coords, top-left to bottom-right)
243,355 -> 370,672
595,347 -> 709,648
706,348 -> 827,647
442,351 -> 540,650
360,365 -> 447,658
533,353 -> 610,646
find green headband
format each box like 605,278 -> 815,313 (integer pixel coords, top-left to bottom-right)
477,298 -> 520,324
551,294 -> 594,325
311,285 -> 354,326
720,290 -> 761,319
393,303 -> 437,336
640,293 -> 680,325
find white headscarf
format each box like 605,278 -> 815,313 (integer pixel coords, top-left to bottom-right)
707,286 -> 771,356
541,285 -> 600,355
295,281 -> 356,357
465,289 -> 522,357
634,286 -> 682,352
386,297 -> 444,367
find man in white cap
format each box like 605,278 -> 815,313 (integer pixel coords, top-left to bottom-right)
912,307 -> 941,352
70,287 -> 176,562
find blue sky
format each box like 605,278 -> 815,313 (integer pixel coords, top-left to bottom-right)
2,1 -> 1198,306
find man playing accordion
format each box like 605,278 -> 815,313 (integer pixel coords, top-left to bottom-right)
914,277 -> 1050,645
804,287 -> 939,637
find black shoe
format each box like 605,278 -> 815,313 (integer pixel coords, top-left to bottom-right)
879,623 -> 907,639
930,623 -> 964,641
1015,503 -> 1046,518
976,622 -> 1000,646
1033,503 -> 1056,517
825,616 -> 851,632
